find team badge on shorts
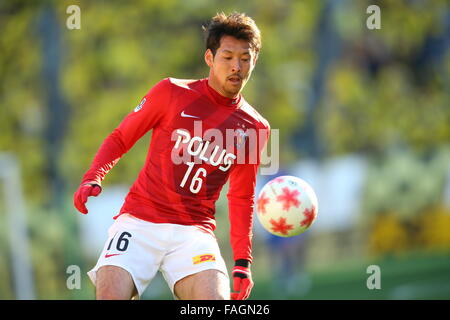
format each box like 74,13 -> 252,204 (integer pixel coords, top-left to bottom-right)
192,254 -> 216,265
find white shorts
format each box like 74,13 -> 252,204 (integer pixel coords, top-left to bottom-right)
87,213 -> 229,298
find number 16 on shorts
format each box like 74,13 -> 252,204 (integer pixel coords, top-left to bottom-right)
104,231 -> 132,258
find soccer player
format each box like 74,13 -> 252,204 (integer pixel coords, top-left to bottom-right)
74,12 -> 270,300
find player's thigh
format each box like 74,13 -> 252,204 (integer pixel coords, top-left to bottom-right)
96,265 -> 138,300
88,214 -> 166,298
174,269 -> 230,300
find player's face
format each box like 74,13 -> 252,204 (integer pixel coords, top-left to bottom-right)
205,35 -> 257,99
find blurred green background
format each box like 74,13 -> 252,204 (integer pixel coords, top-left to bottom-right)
0,0 -> 449,300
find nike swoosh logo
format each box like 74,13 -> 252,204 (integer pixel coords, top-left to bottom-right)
104,253 -> 123,258
181,111 -> 200,119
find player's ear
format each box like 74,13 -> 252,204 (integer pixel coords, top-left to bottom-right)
204,49 -> 214,68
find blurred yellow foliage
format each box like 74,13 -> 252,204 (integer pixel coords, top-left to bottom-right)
369,207 -> 450,257
369,213 -> 409,256
417,207 -> 450,251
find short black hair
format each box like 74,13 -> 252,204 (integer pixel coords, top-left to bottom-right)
203,12 -> 261,56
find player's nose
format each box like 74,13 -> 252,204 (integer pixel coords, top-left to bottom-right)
230,59 -> 241,73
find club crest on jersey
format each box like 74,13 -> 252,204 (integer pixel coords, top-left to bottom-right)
235,128 -> 248,149
134,98 -> 146,112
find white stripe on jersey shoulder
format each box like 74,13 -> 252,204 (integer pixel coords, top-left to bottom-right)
239,101 -> 270,130
168,77 -> 199,90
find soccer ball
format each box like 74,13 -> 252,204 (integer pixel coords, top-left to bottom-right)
256,175 -> 318,237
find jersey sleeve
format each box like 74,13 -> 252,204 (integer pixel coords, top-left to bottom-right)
81,78 -> 172,185
227,163 -> 258,262
227,123 -> 270,263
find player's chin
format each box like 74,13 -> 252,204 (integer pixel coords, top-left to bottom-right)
225,81 -> 243,94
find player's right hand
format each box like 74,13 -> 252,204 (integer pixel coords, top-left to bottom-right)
73,183 -> 102,214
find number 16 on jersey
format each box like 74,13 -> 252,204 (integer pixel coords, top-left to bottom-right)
179,162 -> 207,194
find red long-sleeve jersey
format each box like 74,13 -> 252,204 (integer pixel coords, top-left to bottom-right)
81,78 -> 270,262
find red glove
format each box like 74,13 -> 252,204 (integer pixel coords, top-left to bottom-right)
73,183 -> 102,214
230,260 -> 254,300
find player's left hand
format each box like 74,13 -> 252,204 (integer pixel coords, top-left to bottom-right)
230,260 -> 253,300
